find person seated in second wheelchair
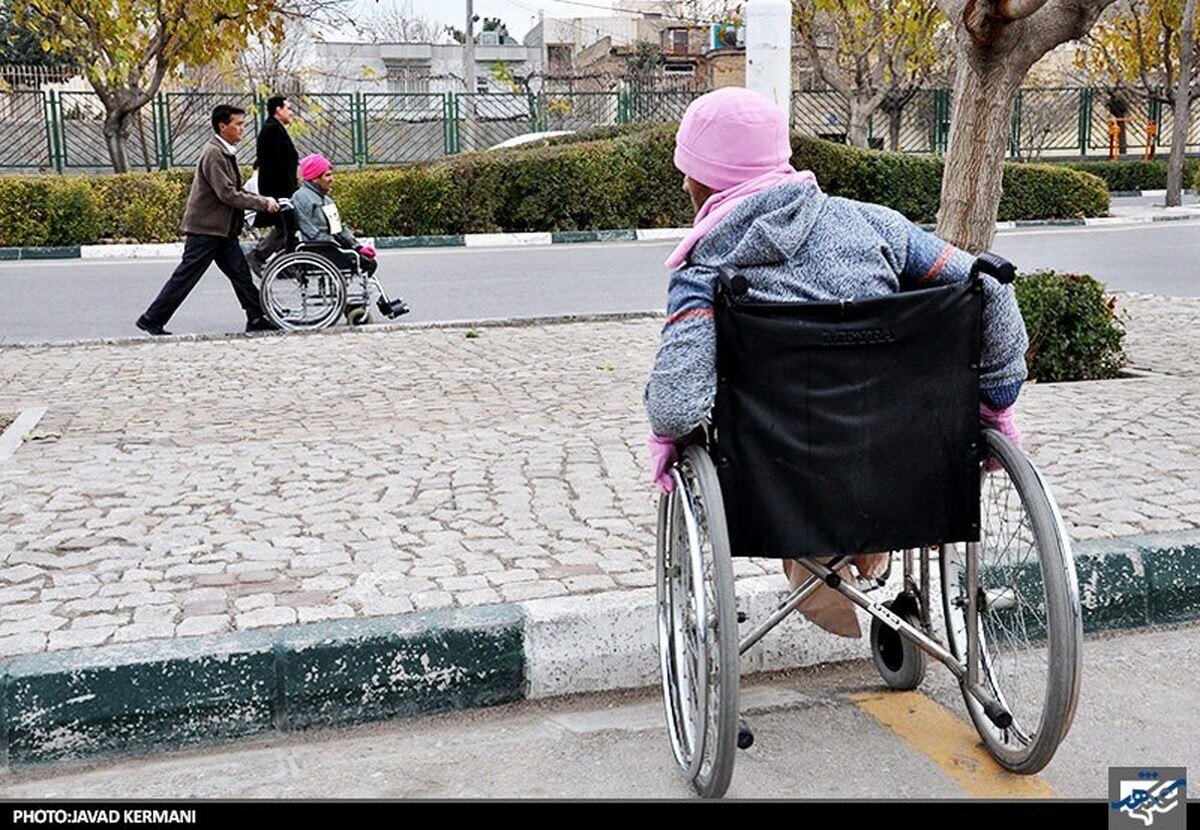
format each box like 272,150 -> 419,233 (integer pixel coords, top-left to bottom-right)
292,153 -> 378,295
644,87 -> 1029,637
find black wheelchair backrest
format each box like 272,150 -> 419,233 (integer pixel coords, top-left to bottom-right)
279,202 -> 301,252
712,277 -> 984,559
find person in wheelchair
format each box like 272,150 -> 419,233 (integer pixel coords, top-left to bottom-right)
644,87 -> 1029,638
292,153 -> 378,286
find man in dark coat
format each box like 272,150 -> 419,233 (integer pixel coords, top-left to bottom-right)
247,95 -> 299,274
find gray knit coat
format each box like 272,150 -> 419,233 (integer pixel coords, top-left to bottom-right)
644,181 -> 1029,438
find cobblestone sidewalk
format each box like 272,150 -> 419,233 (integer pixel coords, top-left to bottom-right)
0,293 -> 1197,660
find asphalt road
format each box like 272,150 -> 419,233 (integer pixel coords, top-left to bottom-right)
1,218 -> 1198,345
2,624 -> 1194,800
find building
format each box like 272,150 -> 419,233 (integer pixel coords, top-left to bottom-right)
313,40 -> 540,96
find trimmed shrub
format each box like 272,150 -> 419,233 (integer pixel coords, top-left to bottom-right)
0,128 -> 1109,246
0,176 -> 99,246
336,165 -> 461,236
788,136 -> 1107,224
997,163 -> 1109,221
1014,270 -> 1126,382
1058,158 -> 1200,192
90,173 -> 188,243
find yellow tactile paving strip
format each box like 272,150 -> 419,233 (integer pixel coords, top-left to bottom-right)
852,690 -> 1057,798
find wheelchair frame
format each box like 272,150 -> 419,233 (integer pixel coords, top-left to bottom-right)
655,260 -> 1083,799
657,434 -> 1083,798
257,201 -> 409,331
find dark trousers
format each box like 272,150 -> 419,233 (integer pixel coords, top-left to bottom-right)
142,233 -> 263,326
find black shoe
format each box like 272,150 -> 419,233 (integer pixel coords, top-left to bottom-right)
136,316 -> 171,336
245,316 -> 278,333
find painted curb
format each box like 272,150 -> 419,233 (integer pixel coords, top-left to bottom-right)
1,606 -> 525,767
0,534 -> 1195,769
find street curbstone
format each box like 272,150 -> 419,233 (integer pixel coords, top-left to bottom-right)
0,533 -> 1195,769
0,608 -> 525,769
374,235 -> 465,249
1072,542 -> 1150,633
1139,533 -> 1200,625
2,632 -> 278,767
274,607 -> 525,731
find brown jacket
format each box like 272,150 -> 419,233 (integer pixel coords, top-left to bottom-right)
181,136 -> 272,237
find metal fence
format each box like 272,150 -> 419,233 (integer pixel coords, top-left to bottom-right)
5,87 -> 1200,173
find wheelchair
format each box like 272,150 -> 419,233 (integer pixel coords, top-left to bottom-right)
655,255 -> 1083,798
257,200 -> 410,331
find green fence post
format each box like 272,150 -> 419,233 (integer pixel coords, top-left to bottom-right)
931,89 -> 949,154
444,93 -> 460,154
1078,87 -> 1093,157
41,91 -> 57,173
353,93 -> 364,167
155,94 -> 169,170
1008,89 -> 1023,158
50,90 -> 65,173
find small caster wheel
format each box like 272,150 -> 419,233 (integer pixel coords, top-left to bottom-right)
345,306 -> 371,326
870,593 -> 927,690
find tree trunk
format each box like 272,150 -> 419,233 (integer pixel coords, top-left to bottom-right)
1166,0 -> 1197,206
936,59 -> 1024,252
847,99 -> 874,148
103,109 -> 132,174
888,106 -> 903,151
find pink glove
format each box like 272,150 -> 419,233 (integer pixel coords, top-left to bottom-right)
647,428 -> 705,494
357,244 -> 377,259
647,433 -> 679,494
980,402 -> 1022,471
979,402 -> 1022,449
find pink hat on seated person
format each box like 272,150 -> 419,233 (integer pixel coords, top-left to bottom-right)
673,87 -> 792,191
299,153 -> 332,181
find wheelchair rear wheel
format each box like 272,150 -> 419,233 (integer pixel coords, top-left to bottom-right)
940,429 -> 1082,774
260,252 -> 346,331
656,445 -> 739,799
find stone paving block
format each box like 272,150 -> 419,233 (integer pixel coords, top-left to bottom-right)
1140,534 -> 1200,624
237,607 -> 297,630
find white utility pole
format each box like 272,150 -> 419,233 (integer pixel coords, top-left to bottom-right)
462,0 -> 477,150
465,0 -> 476,97
745,0 -> 791,116
538,9 -> 548,92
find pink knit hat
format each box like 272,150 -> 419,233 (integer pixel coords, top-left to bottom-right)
299,153 -> 332,181
674,87 -> 792,191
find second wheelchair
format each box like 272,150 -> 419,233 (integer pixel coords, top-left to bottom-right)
257,201 -> 410,331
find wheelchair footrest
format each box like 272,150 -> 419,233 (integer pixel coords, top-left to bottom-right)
378,298 -> 410,318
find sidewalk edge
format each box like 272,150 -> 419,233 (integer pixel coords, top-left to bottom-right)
1,533 -> 1195,770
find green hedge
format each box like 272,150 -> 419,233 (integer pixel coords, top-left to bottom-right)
1057,158 -> 1200,192
0,126 -> 1108,246
0,177 -> 98,246
1014,270 -> 1126,382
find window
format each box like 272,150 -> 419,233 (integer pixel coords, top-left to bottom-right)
548,45 -> 572,72
385,63 -> 431,94
670,28 -> 689,56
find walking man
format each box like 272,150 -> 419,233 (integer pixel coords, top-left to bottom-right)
136,104 -> 280,336
247,95 -> 299,274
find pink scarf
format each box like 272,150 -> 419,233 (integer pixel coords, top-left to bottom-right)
664,166 -> 818,270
